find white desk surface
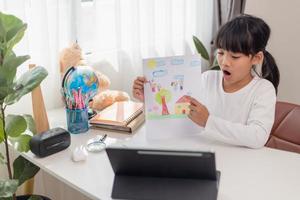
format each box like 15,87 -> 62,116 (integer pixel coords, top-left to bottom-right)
22,108 -> 300,200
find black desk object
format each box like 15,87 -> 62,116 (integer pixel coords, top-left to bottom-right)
106,147 -> 220,200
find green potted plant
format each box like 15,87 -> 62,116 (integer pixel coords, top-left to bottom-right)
0,12 -> 49,199
193,35 -> 220,70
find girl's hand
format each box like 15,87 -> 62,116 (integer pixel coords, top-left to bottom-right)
187,96 -> 209,127
132,76 -> 146,101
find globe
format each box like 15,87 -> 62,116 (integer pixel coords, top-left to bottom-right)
62,66 -> 99,108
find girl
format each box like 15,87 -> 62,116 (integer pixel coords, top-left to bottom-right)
132,14 -> 280,149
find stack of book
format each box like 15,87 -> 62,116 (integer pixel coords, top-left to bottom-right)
89,101 -> 144,133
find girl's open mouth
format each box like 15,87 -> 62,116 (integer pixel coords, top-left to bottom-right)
223,70 -> 231,76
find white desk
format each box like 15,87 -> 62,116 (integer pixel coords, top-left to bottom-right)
22,108 -> 300,200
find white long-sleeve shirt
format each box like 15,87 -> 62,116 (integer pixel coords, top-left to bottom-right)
198,70 -> 276,149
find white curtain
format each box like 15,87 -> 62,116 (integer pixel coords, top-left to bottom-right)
76,0 -> 213,96
0,0 -> 213,199
0,0 -> 214,110
0,0 -> 75,115
0,1 -> 87,199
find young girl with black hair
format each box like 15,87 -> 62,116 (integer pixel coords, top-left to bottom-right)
132,14 -> 280,148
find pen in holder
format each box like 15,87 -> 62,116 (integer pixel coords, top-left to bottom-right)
66,107 -> 89,134
61,66 -> 99,134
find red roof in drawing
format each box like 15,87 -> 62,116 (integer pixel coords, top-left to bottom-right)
175,95 -> 190,103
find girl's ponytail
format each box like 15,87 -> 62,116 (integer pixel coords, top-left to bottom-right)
262,50 -> 280,94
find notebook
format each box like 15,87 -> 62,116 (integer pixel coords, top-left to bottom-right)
89,101 -> 144,127
90,111 -> 145,133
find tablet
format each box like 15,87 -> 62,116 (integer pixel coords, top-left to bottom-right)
106,147 -> 220,200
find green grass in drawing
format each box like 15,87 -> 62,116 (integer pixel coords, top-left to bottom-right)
147,113 -> 187,120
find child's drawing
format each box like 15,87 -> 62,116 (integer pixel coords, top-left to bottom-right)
171,75 -> 184,91
143,55 -> 203,138
155,88 -> 171,115
144,55 -> 202,120
174,95 -> 190,114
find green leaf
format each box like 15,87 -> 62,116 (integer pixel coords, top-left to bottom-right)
13,156 -> 40,186
0,75 -> 9,101
6,21 -> 26,42
4,66 -> 48,105
2,53 -> 30,85
0,12 -> 23,34
0,116 -> 3,143
1,197 -> 13,200
0,12 -> 26,57
0,86 -> 14,103
28,195 -> 43,200
193,35 -> 210,61
23,114 -> 37,135
210,65 -> 220,70
0,70 -> 13,101
6,24 -> 27,53
5,115 -> 27,137
0,179 -> 19,198
210,56 -> 220,70
0,152 -> 6,164
212,56 -> 219,67
0,14 -> 6,39
9,134 -> 32,152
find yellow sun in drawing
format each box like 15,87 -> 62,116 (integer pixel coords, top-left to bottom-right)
147,59 -> 157,69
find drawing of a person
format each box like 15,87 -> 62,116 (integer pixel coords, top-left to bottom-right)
150,80 -> 156,92
157,84 -> 161,91
179,79 -> 184,90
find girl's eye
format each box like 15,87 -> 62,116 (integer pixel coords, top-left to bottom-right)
231,55 -> 240,59
217,52 -> 224,55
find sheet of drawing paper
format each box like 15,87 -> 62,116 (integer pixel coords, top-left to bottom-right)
143,55 -> 203,139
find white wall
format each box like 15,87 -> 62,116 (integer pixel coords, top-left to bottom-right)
245,0 -> 300,104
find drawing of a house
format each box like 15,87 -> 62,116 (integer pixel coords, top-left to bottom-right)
174,95 -> 190,114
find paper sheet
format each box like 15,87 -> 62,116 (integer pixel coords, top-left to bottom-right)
143,55 -> 203,139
